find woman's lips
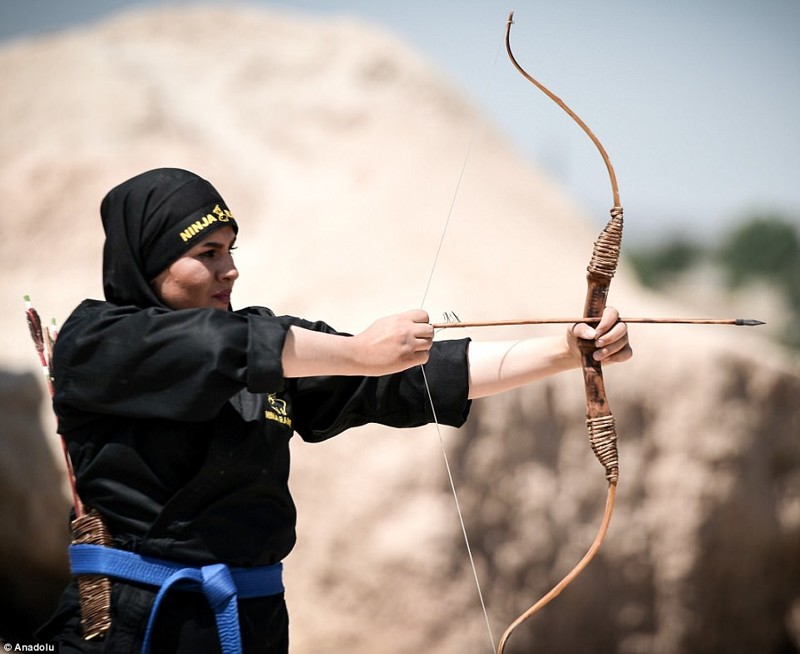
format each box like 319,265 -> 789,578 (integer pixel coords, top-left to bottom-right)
213,290 -> 232,304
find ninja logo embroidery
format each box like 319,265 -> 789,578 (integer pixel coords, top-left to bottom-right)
178,204 -> 235,242
265,393 -> 292,428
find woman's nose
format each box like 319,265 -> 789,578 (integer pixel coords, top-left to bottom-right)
220,257 -> 239,281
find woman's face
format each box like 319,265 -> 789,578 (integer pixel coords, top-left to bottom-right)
151,226 -> 239,310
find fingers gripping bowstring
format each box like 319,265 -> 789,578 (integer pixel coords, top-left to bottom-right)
417,32 -> 505,654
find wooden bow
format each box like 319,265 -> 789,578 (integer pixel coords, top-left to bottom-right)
496,12 -> 624,653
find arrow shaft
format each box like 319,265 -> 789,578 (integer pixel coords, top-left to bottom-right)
431,317 -> 763,328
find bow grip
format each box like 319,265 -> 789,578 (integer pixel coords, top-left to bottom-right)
579,207 -> 623,484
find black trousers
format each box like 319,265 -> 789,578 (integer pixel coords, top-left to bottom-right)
37,578 -> 289,653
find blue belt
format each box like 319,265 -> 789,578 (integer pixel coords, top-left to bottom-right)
69,543 -> 284,654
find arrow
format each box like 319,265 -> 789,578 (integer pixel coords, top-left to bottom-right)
431,317 -> 765,329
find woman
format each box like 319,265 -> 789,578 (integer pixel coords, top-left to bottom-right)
39,168 -> 631,653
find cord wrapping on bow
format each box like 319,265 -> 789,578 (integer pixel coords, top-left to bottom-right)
587,415 -> 619,484
587,207 -> 624,280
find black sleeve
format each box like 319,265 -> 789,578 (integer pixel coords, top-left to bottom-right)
290,337 -> 472,442
53,301 -> 291,421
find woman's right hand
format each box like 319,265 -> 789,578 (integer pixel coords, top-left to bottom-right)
282,309 -> 434,378
350,309 -> 433,375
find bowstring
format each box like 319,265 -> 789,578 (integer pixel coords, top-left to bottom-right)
420,368 -> 495,651
418,35 -> 504,654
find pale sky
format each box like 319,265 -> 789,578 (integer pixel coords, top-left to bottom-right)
2,0 -> 799,243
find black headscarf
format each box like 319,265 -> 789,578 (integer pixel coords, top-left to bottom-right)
100,168 -> 238,308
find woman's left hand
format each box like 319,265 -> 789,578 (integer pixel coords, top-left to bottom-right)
567,306 -> 633,365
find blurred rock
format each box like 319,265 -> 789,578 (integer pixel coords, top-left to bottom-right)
0,371 -> 70,642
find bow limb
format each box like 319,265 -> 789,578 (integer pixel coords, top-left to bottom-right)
497,12 -> 623,653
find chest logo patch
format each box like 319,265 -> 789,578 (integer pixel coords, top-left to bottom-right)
265,393 -> 292,428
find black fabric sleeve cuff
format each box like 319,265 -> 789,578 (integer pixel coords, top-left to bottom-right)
421,338 -> 472,428
246,313 -> 290,393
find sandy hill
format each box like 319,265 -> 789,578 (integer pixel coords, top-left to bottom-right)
0,5 -> 798,653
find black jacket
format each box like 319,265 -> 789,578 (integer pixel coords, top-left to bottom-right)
53,300 -> 471,566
